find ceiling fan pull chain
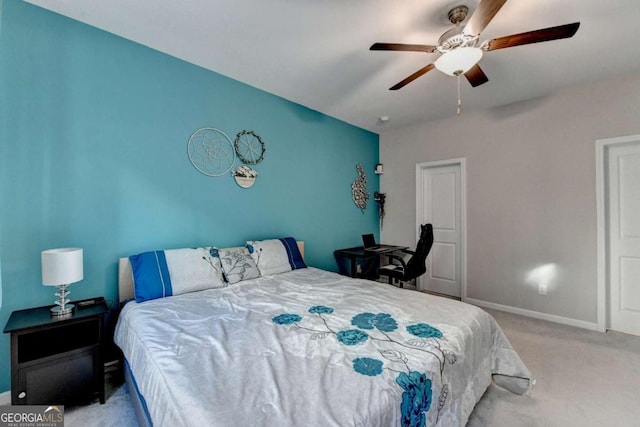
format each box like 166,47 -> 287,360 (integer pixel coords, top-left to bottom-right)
457,74 -> 462,115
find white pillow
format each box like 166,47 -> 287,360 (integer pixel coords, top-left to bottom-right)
246,238 -> 306,276
166,248 -> 226,293
130,247 -> 226,302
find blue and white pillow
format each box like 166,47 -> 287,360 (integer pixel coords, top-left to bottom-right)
246,237 -> 306,276
217,247 -> 261,284
129,247 -> 226,303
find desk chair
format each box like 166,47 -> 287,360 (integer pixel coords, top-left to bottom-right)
378,224 -> 434,288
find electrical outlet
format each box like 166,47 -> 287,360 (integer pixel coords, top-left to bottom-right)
537,284 -> 547,295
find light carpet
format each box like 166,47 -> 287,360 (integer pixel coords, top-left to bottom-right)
65,383 -> 137,427
65,307 -> 640,426
468,309 -> 640,427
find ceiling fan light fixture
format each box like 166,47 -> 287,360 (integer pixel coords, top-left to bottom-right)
435,47 -> 483,76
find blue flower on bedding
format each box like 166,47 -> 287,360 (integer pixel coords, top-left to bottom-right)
406,323 -> 443,339
209,248 -> 219,257
396,371 -> 433,427
272,306 -> 451,423
353,357 -> 383,377
309,305 -> 334,315
352,312 -> 398,333
336,329 -> 369,346
272,313 -> 302,325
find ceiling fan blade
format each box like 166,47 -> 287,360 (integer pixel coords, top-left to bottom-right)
464,64 -> 489,87
389,64 -> 435,90
464,0 -> 508,36
484,22 -> 580,51
370,43 -> 437,53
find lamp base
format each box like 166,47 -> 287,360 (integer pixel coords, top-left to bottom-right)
50,304 -> 75,316
50,284 -> 75,316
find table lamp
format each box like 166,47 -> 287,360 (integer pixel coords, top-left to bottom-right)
41,248 -> 83,316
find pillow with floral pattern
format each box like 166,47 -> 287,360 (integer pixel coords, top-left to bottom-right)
217,247 -> 261,284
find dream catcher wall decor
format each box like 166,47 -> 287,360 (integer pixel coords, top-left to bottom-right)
234,130 -> 265,165
187,128 -> 236,176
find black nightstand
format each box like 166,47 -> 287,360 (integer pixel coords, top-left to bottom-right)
3,298 -> 108,406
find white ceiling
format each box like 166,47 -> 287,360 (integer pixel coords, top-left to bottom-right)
25,0 -> 640,132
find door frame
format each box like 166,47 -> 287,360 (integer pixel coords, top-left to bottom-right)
415,158 -> 467,300
595,134 -> 640,333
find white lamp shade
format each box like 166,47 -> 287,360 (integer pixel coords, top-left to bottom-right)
435,47 -> 483,76
42,248 -> 84,286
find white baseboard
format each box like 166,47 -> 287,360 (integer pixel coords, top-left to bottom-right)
465,297 -> 602,332
0,390 -> 10,405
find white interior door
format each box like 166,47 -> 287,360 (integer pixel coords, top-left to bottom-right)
607,142 -> 640,336
416,160 -> 465,298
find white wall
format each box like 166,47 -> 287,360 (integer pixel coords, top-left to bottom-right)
380,73 -> 640,325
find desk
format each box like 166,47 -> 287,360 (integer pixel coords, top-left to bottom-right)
334,245 -> 408,279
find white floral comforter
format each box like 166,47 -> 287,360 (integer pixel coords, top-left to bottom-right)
114,267 -> 532,427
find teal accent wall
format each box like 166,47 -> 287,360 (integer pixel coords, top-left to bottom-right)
0,0 -> 379,392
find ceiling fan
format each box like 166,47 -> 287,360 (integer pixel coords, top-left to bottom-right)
370,0 -> 580,92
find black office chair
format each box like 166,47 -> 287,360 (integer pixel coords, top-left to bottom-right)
378,224 -> 434,288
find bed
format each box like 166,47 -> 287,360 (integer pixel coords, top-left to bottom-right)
114,239 -> 532,427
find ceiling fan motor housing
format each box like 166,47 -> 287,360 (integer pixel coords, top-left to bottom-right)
437,27 -> 479,52
437,5 -> 479,53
